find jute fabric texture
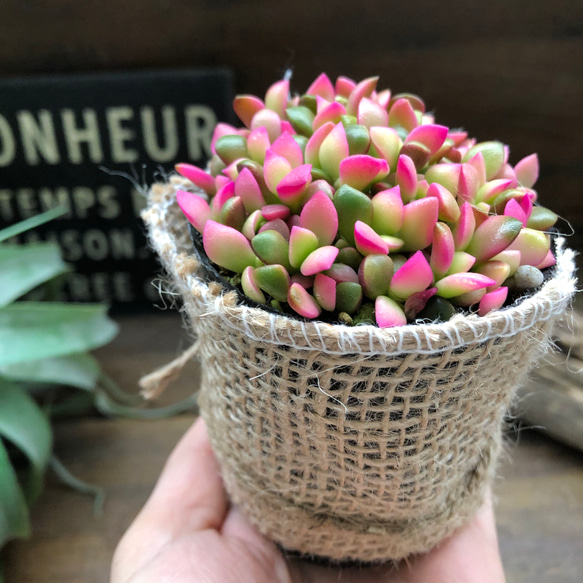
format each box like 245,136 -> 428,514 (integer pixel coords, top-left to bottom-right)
144,178 -> 577,562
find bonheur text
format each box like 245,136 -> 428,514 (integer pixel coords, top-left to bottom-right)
0,105 -> 217,167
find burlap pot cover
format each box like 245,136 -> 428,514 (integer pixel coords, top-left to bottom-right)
144,177 -> 577,562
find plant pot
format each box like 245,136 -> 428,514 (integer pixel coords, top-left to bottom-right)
144,177 -> 576,563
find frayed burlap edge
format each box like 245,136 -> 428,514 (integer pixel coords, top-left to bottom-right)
143,178 -> 577,562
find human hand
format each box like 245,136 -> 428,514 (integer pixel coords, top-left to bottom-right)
111,418 -> 506,583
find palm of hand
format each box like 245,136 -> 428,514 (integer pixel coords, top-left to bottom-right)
111,419 -> 505,583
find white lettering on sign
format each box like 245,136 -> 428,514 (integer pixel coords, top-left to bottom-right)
106,106 -> 139,163
0,114 -> 16,166
65,271 -> 135,302
185,105 -> 215,160
141,105 -> 179,162
17,110 -> 60,165
61,108 -> 104,164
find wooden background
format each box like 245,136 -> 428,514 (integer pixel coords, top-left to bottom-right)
0,0 -> 582,250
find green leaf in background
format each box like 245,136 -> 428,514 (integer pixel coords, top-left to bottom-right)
0,205 -> 67,244
0,440 -> 30,548
0,380 -> 52,503
0,353 -> 101,391
0,303 -> 119,367
0,243 -> 70,307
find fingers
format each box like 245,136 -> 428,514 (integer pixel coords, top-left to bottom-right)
140,416 -> 228,534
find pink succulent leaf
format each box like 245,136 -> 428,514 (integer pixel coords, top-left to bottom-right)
372,187 -> 404,235
430,223 -> 455,278
261,204 -> 291,221
305,179 -> 335,202
219,196 -> 246,230
375,295 -> 407,328
399,198 -> 439,252
446,252 -> 476,276
425,163 -> 461,194
416,179 -> 429,198
233,95 -> 265,128
448,130 -> 468,147
478,287 -> 508,317
494,163 -> 518,187
222,159 -> 245,181
335,75 -> 356,98
452,202 -> 476,251
369,126 -> 401,170
289,226 -> 320,268
211,180 -> 235,215
251,109 -> 282,143
263,149 -> 293,193
505,228 -> 550,266
346,76 -> 379,116
307,73 -> 336,101
491,249 -> 521,276
288,283 -> 322,319
377,89 -> 392,110
271,132 -> 304,168
475,260 -> 511,291
265,79 -> 289,118
258,218 -> 290,241
210,123 -> 239,155
464,141 -> 505,180
457,164 -> 481,204
313,273 -> 337,311
290,273 -> 314,288
235,167 -> 265,213
504,198 -> 527,226
288,214 -> 301,229
381,235 -> 404,251
300,246 -> 340,276
404,124 -> 448,155
358,97 -> 389,128
203,220 -> 258,273
325,263 -> 359,284
300,190 -> 339,246
354,221 -> 389,256
519,192 -> 534,218
536,250 -> 556,269
246,126 -> 271,165
176,189 -> 212,233
319,122 -> 350,182
467,151 -> 487,185
514,153 -> 539,188
241,266 -> 266,304
276,164 -> 313,205
390,250 -> 434,299
339,155 -> 389,191
396,154 -> 418,202
313,100 -> 347,130
242,209 -> 264,240
404,287 -> 438,320
426,182 -> 460,223
476,179 -> 514,204
280,121 -> 297,135
214,175 -> 231,191
175,163 -> 216,195
358,254 -> 394,299
387,99 -> 418,132
305,121 -> 335,167
435,273 -> 497,298
465,216 -> 522,263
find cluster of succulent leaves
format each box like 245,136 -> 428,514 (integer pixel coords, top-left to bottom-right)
0,207 -> 119,553
176,73 -> 558,327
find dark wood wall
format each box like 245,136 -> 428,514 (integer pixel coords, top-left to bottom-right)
1,0 -> 582,250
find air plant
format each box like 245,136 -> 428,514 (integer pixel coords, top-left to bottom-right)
175,73 -> 558,328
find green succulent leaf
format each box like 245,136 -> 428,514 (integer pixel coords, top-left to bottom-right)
0,379 -> 52,503
0,243 -> 70,307
0,205 -> 67,243
0,303 -> 118,368
0,438 -> 30,547
0,353 -> 101,391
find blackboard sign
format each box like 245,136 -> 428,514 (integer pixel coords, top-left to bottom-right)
0,68 -> 234,309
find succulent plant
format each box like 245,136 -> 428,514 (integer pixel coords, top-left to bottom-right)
175,73 -> 558,328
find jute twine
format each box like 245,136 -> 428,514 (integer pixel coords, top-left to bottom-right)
143,177 -> 577,562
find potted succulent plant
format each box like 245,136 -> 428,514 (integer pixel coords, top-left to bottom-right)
143,73 -> 576,562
